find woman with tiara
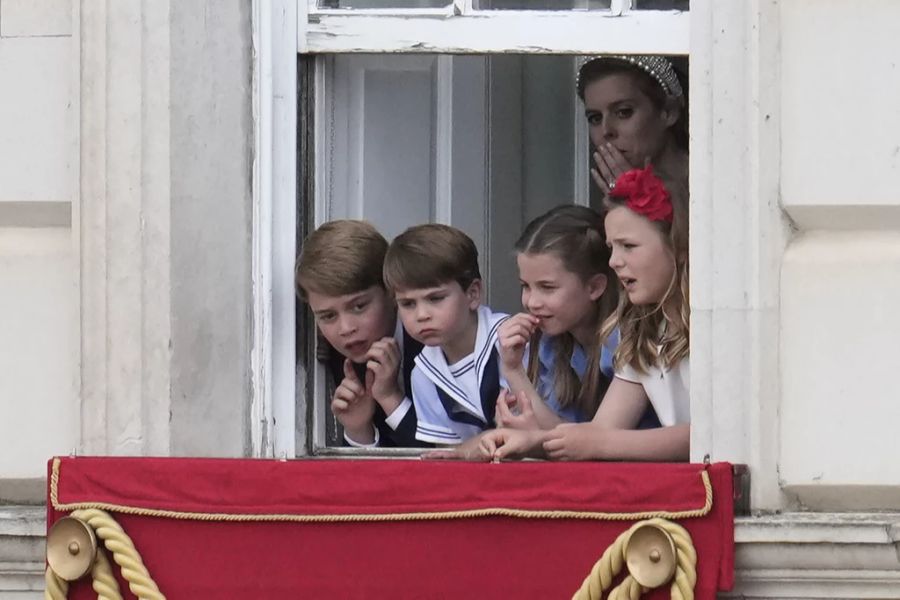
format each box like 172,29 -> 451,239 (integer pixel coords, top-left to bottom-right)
577,55 -> 688,194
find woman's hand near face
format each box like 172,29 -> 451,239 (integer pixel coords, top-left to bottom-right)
332,359 -> 377,444
498,313 -> 538,374
591,143 -> 637,195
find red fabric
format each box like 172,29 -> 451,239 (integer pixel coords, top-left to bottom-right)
611,165 -> 674,223
48,458 -> 733,599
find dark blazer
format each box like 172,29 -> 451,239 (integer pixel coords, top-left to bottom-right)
325,327 -> 430,448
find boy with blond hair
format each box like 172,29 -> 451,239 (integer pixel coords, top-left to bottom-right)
383,224 -> 508,445
296,220 -> 424,447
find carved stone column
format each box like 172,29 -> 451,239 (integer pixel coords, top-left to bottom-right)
78,0 -> 253,457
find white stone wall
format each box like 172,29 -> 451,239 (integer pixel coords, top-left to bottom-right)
0,0 -> 253,481
0,3 -> 76,594
1,0 -> 253,592
0,0 -> 77,480
779,0 -> 900,510
2,0 -> 900,597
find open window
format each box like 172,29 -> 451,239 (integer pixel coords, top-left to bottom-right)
261,0 -> 691,455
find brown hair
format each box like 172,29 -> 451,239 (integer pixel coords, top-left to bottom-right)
577,56 -> 688,152
383,224 -> 481,292
600,171 -> 689,374
516,205 -> 618,419
295,220 -> 388,300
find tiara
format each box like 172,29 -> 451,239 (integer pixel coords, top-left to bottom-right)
576,55 -> 684,99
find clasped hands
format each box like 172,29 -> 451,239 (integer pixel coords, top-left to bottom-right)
332,337 -> 403,444
424,389 -> 602,462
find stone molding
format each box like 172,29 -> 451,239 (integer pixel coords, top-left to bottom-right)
0,507 -> 45,598
78,0 -> 172,456
76,0 -> 253,459
729,513 -> 900,598
689,0 -> 792,511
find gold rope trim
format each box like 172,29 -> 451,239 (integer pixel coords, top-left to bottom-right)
45,509 -> 164,600
44,566 -> 68,600
572,517 -> 697,600
50,458 -> 713,523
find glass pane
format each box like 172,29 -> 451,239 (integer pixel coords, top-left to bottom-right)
473,0 -> 610,9
317,0 -> 450,8
310,53 -> 690,449
633,0 -> 689,9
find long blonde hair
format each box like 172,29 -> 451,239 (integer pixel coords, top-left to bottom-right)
600,172 -> 689,374
516,205 -> 618,419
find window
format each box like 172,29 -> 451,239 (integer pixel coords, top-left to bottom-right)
254,0 -> 689,456
291,1 -> 690,453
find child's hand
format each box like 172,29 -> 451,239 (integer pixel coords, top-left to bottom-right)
542,423 -> 601,461
331,359 -> 376,443
480,428 -> 545,461
422,434 -> 492,462
498,313 -> 539,372
495,389 -> 539,431
365,337 -> 403,412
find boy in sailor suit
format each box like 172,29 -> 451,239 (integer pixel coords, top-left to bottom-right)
383,224 -> 509,445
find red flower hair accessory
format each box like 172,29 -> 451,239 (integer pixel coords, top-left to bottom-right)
610,165 -> 673,223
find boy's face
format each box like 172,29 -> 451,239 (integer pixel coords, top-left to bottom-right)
307,285 -> 395,363
394,281 -> 481,350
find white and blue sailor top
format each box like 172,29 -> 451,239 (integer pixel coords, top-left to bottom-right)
411,305 -> 509,445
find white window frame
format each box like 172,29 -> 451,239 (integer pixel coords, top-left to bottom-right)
253,0 -> 786,510
252,0 -> 302,459
302,3 -> 689,54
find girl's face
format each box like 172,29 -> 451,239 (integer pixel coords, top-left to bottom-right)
517,252 -> 606,343
583,73 -> 677,168
605,206 -> 676,306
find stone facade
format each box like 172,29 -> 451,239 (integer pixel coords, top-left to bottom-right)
2,1 -> 900,598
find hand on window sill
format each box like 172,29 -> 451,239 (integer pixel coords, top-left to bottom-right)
421,433 -> 493,462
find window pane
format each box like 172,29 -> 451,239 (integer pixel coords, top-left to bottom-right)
308,52 -> 689,450
633,0 -> 688,9
317,0 -> 450,8
473,0 -> 610,9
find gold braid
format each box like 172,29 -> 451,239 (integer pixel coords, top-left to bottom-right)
44,508 -> 165,600
572,518 -> 697,600
50,459 -> 712,523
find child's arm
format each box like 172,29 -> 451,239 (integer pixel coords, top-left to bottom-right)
543,422 -> 690,462
422,432 -> 494,461
501,367 -> 564,429
332,359 -> 378,446
497,314 -> 562,429
591,376 -> 650,429
541,377 -> 689,461
481,427 -> 552,460
423,395 -> 555,460
366,338 -> 404,415
366,337 -> 433,447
